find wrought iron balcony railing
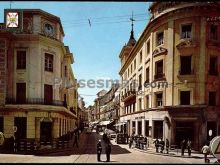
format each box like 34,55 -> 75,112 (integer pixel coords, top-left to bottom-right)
6,98 -> 65,107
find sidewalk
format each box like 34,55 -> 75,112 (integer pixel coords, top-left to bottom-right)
110,139 -> 218,163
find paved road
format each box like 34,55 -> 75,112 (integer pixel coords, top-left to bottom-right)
0,131 -> 218,163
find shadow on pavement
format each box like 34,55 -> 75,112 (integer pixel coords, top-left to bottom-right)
34,132 -> 131,157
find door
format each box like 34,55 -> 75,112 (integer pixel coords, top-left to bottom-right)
175,122 -> 194,147
44,84 -> 53,105
40,122 -> 52,143
14,117 -> 27,140
16,83 -> 26,104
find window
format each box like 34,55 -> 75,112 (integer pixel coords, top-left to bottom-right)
209,92 -> 216,106
138,74 -> 142,90
145,121 -> 149,137
14,117 -> 27,140
146,67 -> 149,83
209,57 -> 218,76
210,25 -> 218,40
16,83 -> 26,104
145,95 -> 149,109
138,121 -> 142,135
181,24 -> 192,39
154,121 -> 163,139
128,68 -> 129,77
157,32 -> 164,46
155,60 -> 163,79
139,98 -> 142,110
17,51 -> 26,69
131,64 -> 132,74
180,56 -> 192,75
133,103 -> 135,113
139,51 -> 142,64
147,41 -> 150,54
156,93 -> 163,107
134,59 -> 136,70
64,66 -> 67,77
44,84 -> 53,105
132,121 -> 136,134
180,91 -> 190,105
45,53 -> 53,72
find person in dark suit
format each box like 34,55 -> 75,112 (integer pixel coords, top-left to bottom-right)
105,140 -> 111,162
97,140 -> 102,162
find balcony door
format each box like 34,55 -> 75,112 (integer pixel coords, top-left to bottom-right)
16,83 -> 26,104
44,84 -> 53,105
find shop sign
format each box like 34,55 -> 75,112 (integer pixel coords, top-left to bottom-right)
134,116 -> 145,120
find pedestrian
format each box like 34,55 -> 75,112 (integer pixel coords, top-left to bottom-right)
129,135 -> 133,149
201,143 -> 210,163
144,136 -> 148,149
165,139 -> 169,154
160,138 -> 165,153
153,138 -> 159,153
72,132 -> 78,148
97,139 -> 102,162
103,131 -> 108,143
187,139 -> 192,157
180,139 -> 186,156
105,140 -> 111,162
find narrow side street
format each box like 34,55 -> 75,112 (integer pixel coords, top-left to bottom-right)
0,130 -> 217,163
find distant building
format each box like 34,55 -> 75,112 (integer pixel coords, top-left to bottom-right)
0,9 -> 78,145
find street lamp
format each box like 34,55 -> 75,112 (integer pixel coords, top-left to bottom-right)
209,129 -> 212,144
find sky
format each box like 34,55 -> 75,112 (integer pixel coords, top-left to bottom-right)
0,1 -> 151,107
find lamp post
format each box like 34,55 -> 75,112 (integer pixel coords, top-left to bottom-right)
208,129 -> 212,144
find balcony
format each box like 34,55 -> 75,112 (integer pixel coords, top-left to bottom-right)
6,98 -> 65,107
121,90 -> 136,102
154,73 -> 165,81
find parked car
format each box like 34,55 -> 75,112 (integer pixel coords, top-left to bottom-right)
115,133 -> 128,144
105,129 -> 117,139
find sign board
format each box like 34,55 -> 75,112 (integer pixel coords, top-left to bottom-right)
0,132 -> 4,146
210,136 -> 220,159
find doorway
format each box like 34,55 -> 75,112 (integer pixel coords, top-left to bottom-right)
40,122 -> 52,144
175,121 -> 194,147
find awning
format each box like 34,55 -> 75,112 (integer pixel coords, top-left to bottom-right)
99,120 -> 113,126
114,122 -> 127,126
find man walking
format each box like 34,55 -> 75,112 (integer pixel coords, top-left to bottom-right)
181,139 -> 186,156
153,138 -> 159,153
72,132 -> 78,148
105,140 -> 111,162
165,139 -> 169,154
187,139 -> 192,157
97,140 -> 102,162
201,143 -> 210,163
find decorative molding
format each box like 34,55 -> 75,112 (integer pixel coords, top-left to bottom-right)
176,39 -> 198,49
152,46 -> 168,57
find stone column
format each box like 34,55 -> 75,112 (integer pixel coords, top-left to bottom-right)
142,119 -> 145,137
135,120 -> 138,135
27,116 -> 35,139
4,116 -> 13,138
52,118 -> 59,138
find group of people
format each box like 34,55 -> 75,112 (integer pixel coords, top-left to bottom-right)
180,139 -> 192,156
153,138 -> 170,154
129,134 -> 148,149
97,132 -> 112,162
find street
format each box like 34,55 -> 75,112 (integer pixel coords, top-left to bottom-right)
0,130 -> 218,163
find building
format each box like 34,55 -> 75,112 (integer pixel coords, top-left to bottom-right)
94,84 -> 119,131
0,9 -> 78,146
118,2 -> 220,150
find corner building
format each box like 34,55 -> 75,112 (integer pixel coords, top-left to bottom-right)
0,9 -> 78,145
119,2 -> 220,150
